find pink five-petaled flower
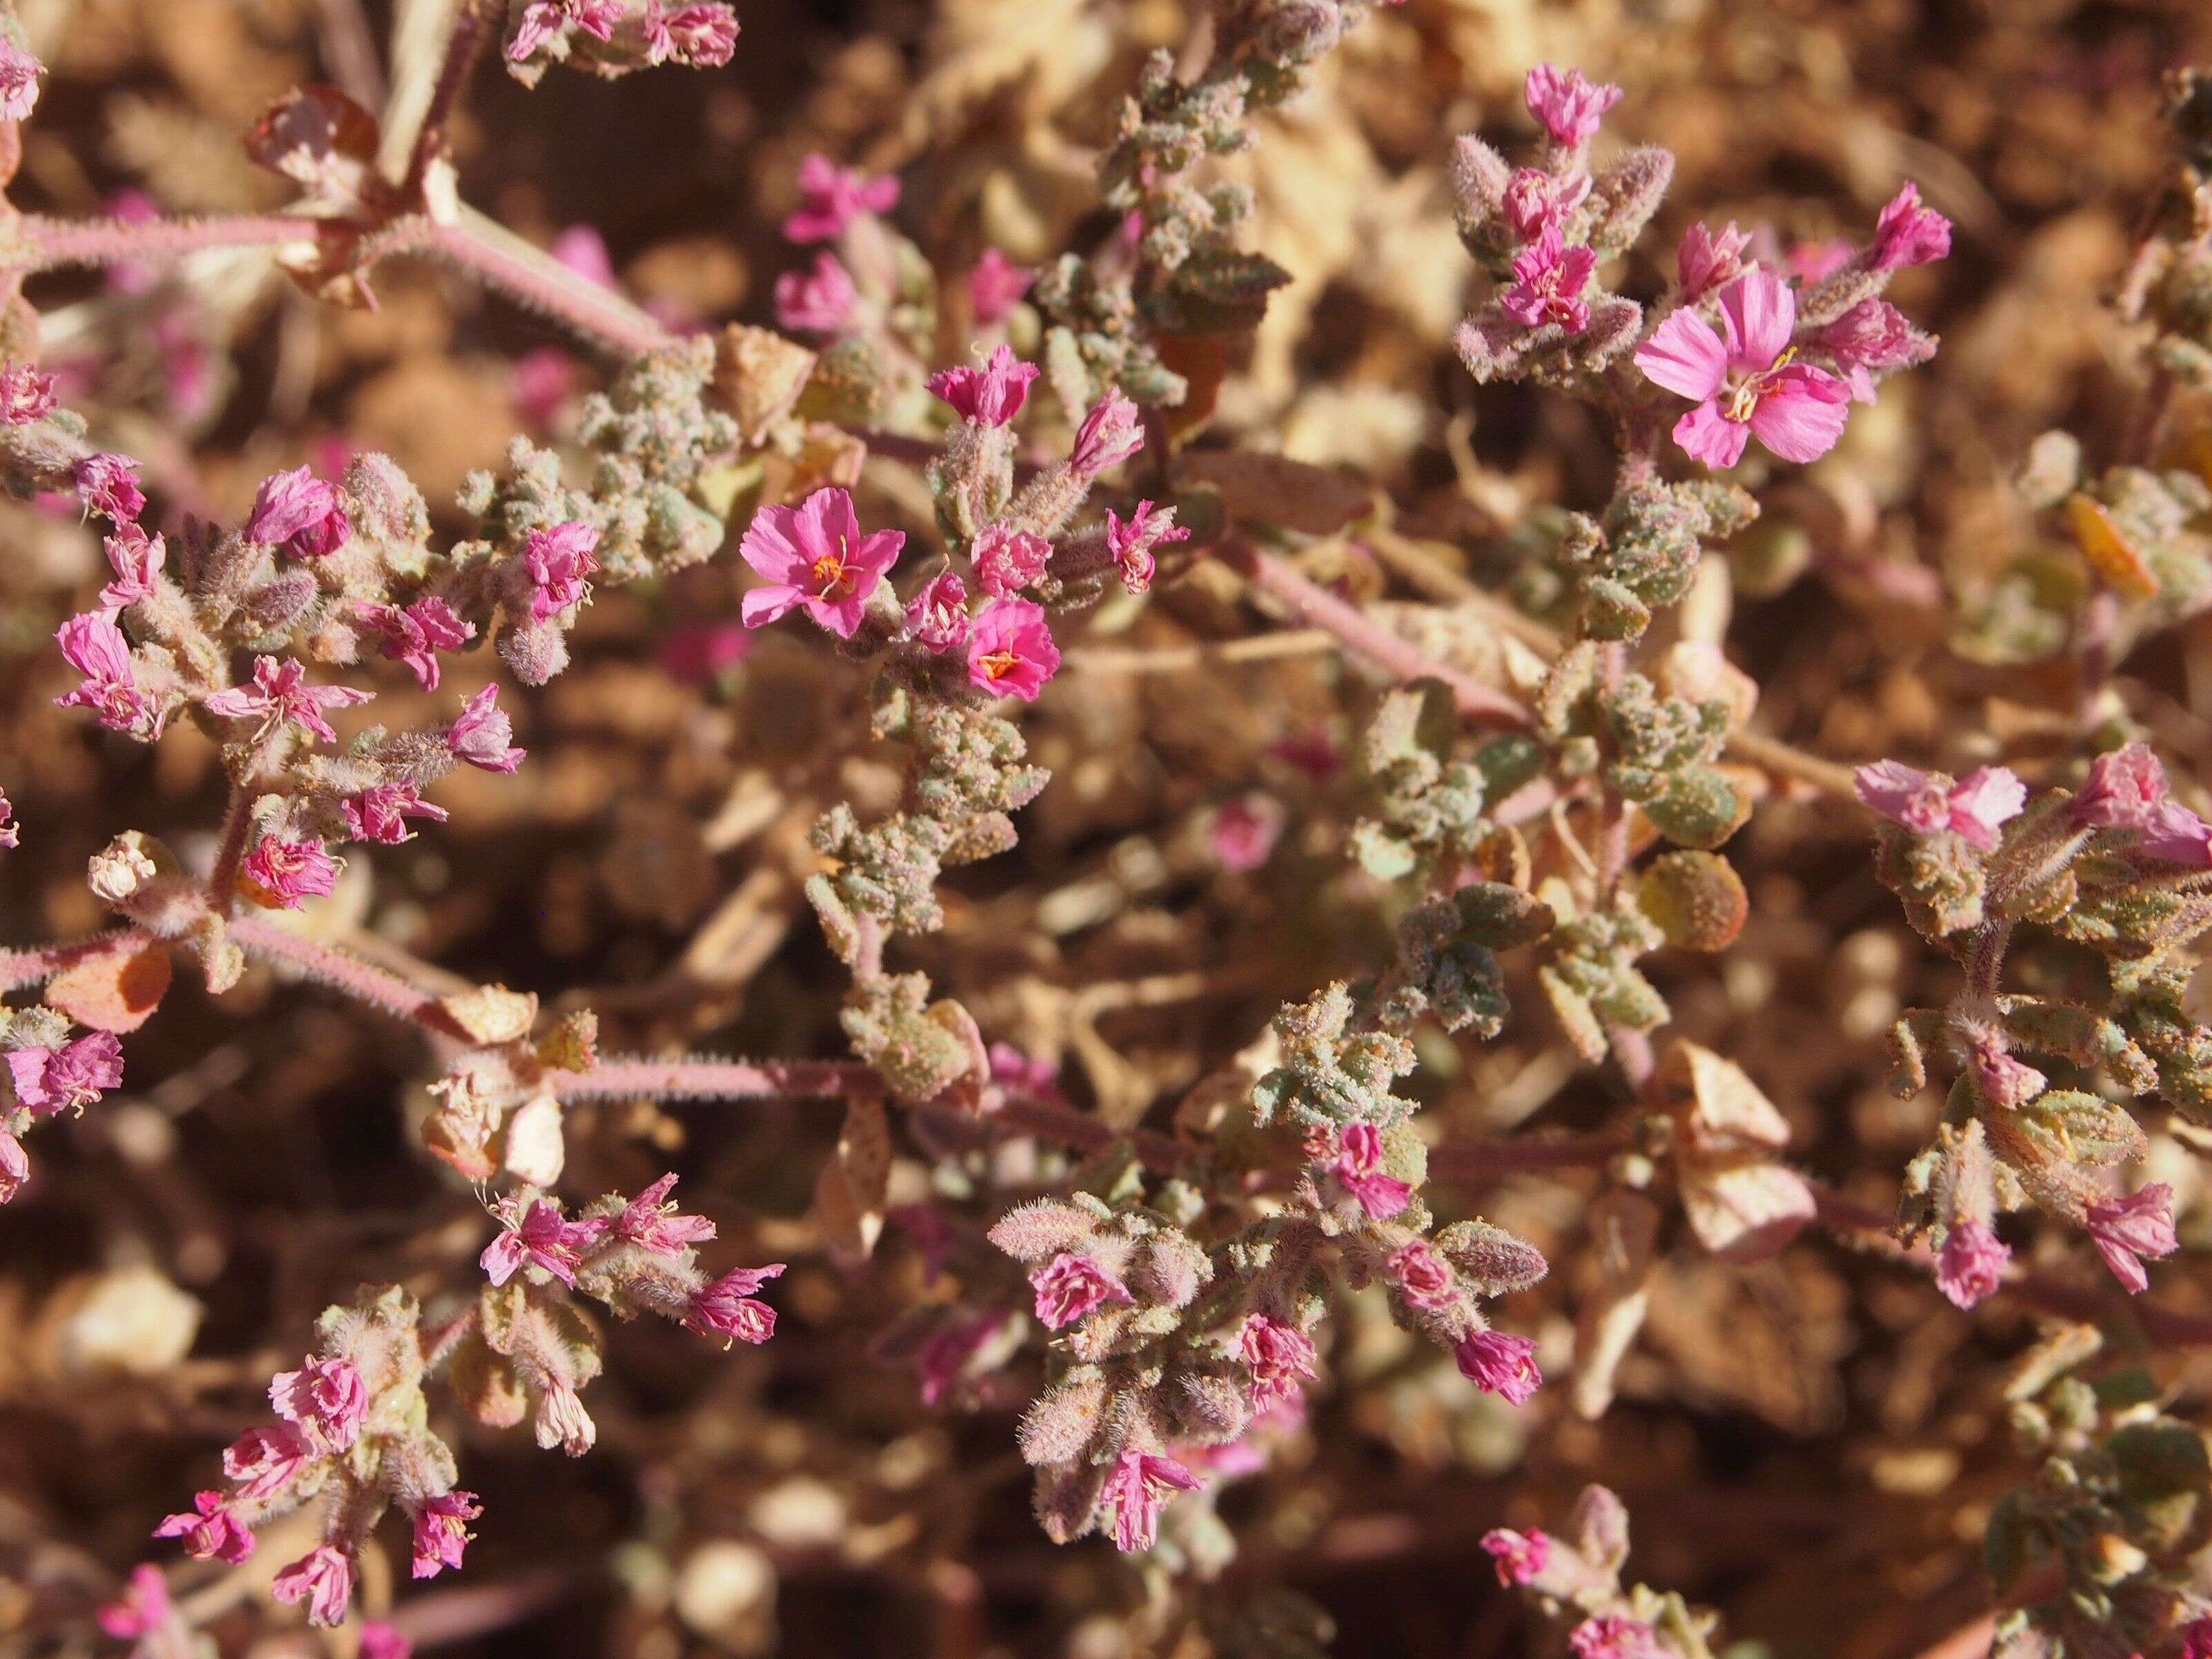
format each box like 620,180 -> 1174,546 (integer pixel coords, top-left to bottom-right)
271,1544 -> 355,1629
1853,760 -> 2026,854
1331,1121 -> 1412,1220
774,252 -> 857,335
408,1490 -> 482,1580
641,2 -> 738,66
521,521 -> 599,622
481,1197 -> 602,1288
97,1564 -> 175,1644
684,1262 -> 787,1346
2086,1183 -> 2178,1295
75,453 -> 145,523
55,612 -> 164,738
7,1031 -> 122,1117
965,598 -> 1060,702
2072,741 -> 2167,828
1524,64 -> 1621,149
1104,499 -> 1188,594
1569,1614 -> 1666,1659
203,656 -> 373,744
783,153 -> 900,243
247,467 -> 349,559
342,783 -> 449,846
740,487 -> 903,638
0,39 -> 42,123
447,684 -> 527,772
1387,1239 -> 1458,1310
1935,1220 -> 2010,1311
1676,220 -> 1750,302
1071,390 -> 1145,480
1503,167 -> 1591,242
1501,227 -> 1596,333
928,344 -> 1039,429
968,248 -> 1034,324
222,1423 -> 316,1501
153,1492 -> 255,1564
1871,182 -> 1952,272
1479,1526 -> 1552,1586
509,0 -> 621,59
905,570 -> 971,653
1454,1327 -> 1542,1405
100,526 -> 165,612
360,597 -> 476,691
612,1173 -> 718,1257
971,522 -> 1051,597
270,1355 -> 368,1454
1635,268 -> 1850,467
0,362 -> 57,424
1237,1314 -> 1318,1412
1102,1450 -> 1201,1553
239,836 -> 339,910
1029,1250 -> 1132,1331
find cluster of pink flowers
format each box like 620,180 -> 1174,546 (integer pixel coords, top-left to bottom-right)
2,1030 -> 125,1203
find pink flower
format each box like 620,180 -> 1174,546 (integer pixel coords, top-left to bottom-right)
1331,1121 -> 1412,1220
1454,1327 -> 1541,1405
0,787 -> 14,850
784,153 -> 900,243
239,836 -> 339,909
2086,1183 -> 2177,1295
774,252 -> 857,335
641,3 -> 738,66
1676,220 -> 1750,301
1570,1615 -> 1665,1659
7,1031 -> 122,1116
912,1309 -> 1009,1407
1479,1526 -> 1551,1586
905,570 -> 971,653
968,248 -> 1034,324
153,1492 -> 255,1564
0,362 -> 56,423
521,521 -> 599,621
359,597 -> 474,691
222,1423 -> 317,1501
203,656 -> 373,744
2073,742 -> 2167,829
75,453 -> 145,523
659,621 -> 750,684
1237,1314 -> 1318,1412
1503,167 -> 1591,241
1871,182 -> 1951,272
1635,268 -> 1850,467
271,1544 -> 354,1629
360,1622 -> 413,1659
2181,1617 -> 2212,1659
1786,238 -> 1853,284
740,487 -> 903,638
684,1262 -> 786,1346
612,1173 -> 718,1256
342,783 -> 449,845
1853,760 -> 2025,853
965,598 -> 1060,702
1524,64 -> 1621,149
55,612 -> 163,738
270,1356 -> 368,1453
2138,800 -> 2212,865
551,225 -> 616,287
97,1564 -> 174,1643
509,0 -> 621,59
972,522 -> 1051,597
1500,227 -> 1595,332
100,526 -> 165,612
0,39 -> 42,122
1387,1239 -> 1457,1310
0,1130 -> 25,1203
447,684 -> 527,772
1101,1450 -> 1201,1553
1935,1220 -> 2009,1311
988,1042 -> 1063,1102
1104,500 -> 1188,594
1029,1251 -> 1131,1330
481,1197 -> 602,1287
512,347 -> 577,428
1967,1034 -> 2044,1111
248,467 -> 350,558
409,1490 -> 482,1580
1071,391 -> 1145,479
1209,794 -> 1284,872
928,345 -> 1038,428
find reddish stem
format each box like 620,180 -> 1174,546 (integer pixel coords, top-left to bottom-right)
12,212 -> 328,270
547,1056 -> 872,1102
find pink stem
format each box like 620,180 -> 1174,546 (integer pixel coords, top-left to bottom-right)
373,214 -> 677,357
547,1056 -> 873,1102
225,915 -> 460,1033
12,213 -> 328,270
0,927 -> 149,992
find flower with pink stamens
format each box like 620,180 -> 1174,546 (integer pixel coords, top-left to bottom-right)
360,597 -> 475,691
521,521 -> 599,621
481,1197 -> 603,1287
239,836 -> 339,909
971,523 -> 1051,597
611,1173 -> 718,1257
99,526 -> 165,612
408,1490 -> 482,1580
1105,500 -> 1187,594
55,612 -> 163,738
75,454 -> 144,523
1503,167 -> 1591,241
1501,227 -> 1595,332
0,363 -> 56,424
740,487 -> 903,638
1635,268 -> 1850,467
341,784 -> 448,846
905,571 -> 971,653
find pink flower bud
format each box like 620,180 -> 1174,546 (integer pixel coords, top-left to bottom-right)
928,345 -> 1039,429
1479,1526 -> 1550,1585
1070,391 -> 1145,480
1934,1220 -> 2009,1311
247,466 -> 350,558
1871,182 -> 1951,272
2073,742 -> 2168,829
1524,64 -> 1621,149
1387,1239 -> 1457,1310
1028,1250 -> 1130,1330
968,248 -> 1034,324
1676,221 -> 1749,301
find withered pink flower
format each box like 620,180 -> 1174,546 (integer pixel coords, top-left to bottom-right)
971,523 -> 1051,597
55,612 -> 163,738
1387,1239 -> 1457,1310
2139,799 -> 2212,865
929,344 -> 1038,428
1570,1614 -> 1665,1659
0,39 -> 42,123
482,1197 -> 602,1287
74,453 -> 145,523
0,362 -> 56,423
1524,64 -> 1621,149
408,1490 -> 482,1580
341,784 -> 449,846
1104,499 -> 1187,594
2086,1183 -> 2177,1295
966,599 -> 1060,702
96,1564 -> 174,1644
905,570 -> 971,653
2072,742 -> 2167,828
447,684 -> 527,772
271,1544 -> 354,1629
248,467 -> 349,558
203,656 -> 373,744
153,1492 -> 255,1564
1500,227 -> 1595,332
1453,1327 -> 1541,1405
222,1423 -> 316,1501
1676,221 -> 1750,302
1102,1450 -> 1201,1553
239,836 -> 339,910
7,1031 -> 122,1117
1853,760 -> 2025,853
1503,167 -> 1591,241
1967,1033 -> 2044,1111
509,0 -> 621,59
359,597 -> 475,691
1237,1314 -> 1318,1412
1870,182 -> 1951,271
270,1355 -> 367,1453
1331,1121 -> 1412,1220
774,252 -> 857,335
521,521 -> 599,621
1935,1221 -> 2009,1311
641,2 -> 738,66
536,1378 -> 596,1455
1029,1250 -> 1131,1330
740,487 -> 903,638
783,153 -> 900,243
1802,299 -> 1934,402
0,1130 -> 25,1203
1480,1526 -> 1551,1585
1070,390 -> 1145,479
1636,268 -> 1849,467
968,248 -> 1034,324
684,1262 -> 787,1346
99,526 -> 165,612
612,1173 -> 718,1257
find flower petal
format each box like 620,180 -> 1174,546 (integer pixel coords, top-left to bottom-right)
1672,401 -> 1750,468
1747,364 -> 1849,463
1716,268 -> 1796,369
1633,310 -> 1728,400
